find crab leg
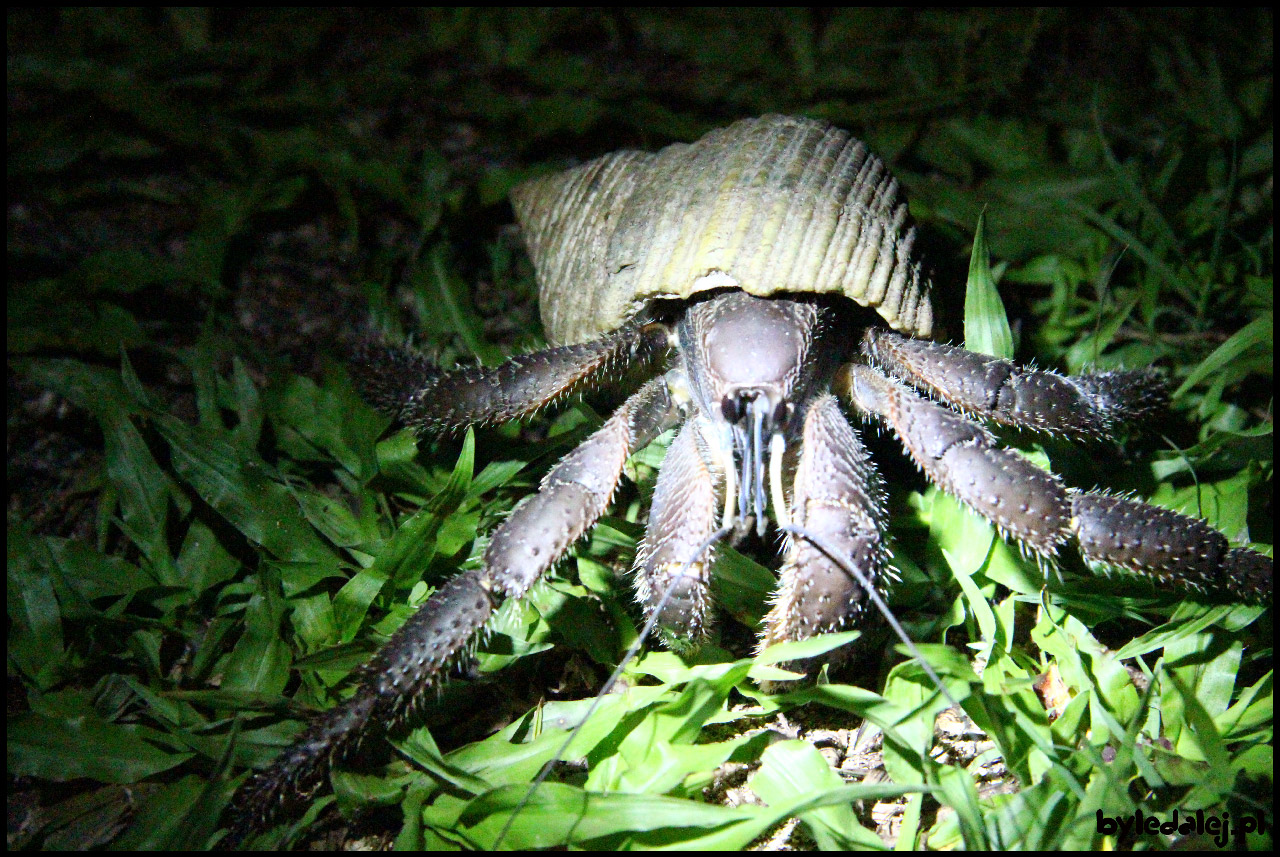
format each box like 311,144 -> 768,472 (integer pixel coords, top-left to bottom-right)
353,322 -> 669,431
1070,493 -> 1272,600
862,329 -> 1167,439
229,375 -> 680,840
763,394 -> 888,649
633,416 -> 723,643
841,365 -> 1271,600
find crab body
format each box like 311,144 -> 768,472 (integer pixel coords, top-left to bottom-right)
228,116 -> 1271,841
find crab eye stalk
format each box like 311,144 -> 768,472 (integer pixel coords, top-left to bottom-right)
682,292 -> 817,536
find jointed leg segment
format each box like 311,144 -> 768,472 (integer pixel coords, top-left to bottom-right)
230,374 -> 680,839
354,322 -> 668,431
841,362 -> 1270,599
633,417 -> 722,643
487,375 -> 681,598
863,329 -> 1167,439
763,395 -> 887,649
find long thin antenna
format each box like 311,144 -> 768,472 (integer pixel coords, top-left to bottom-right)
492,525 -> 734,850
489,519 -> 967,847
781,523 -> 963,711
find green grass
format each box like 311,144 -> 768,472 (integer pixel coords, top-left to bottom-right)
8,9 -> 1272,850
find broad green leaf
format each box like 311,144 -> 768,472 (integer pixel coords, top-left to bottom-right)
964,210 -> 1014,359
9,706 -> 191,784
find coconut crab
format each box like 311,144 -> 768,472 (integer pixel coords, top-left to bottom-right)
227,115 -> 1271,842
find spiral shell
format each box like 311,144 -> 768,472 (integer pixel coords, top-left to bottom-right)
511,114 -> 933,346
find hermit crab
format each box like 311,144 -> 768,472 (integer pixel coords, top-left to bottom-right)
228,115 -> 1271,841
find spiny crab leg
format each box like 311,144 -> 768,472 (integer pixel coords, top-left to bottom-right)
763,394 -> 888,650
228,376 -> 680,842
862,329 -> 1167,439
354,322 -> 669,431
840,364 -> 1271,598
633,416 -> 723,643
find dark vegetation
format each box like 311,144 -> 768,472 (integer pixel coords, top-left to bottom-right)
8,8 -> 1272,849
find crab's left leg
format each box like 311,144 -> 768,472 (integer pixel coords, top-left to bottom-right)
862,329 -> 1167,439
762,394 -> 888,649
840,364 -> 1271,600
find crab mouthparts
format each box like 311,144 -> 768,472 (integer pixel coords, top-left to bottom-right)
725,392 -> 789,536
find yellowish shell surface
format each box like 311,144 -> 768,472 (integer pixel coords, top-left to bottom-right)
511,115 -> 933,346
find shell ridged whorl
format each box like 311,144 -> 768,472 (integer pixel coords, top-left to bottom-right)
510,114 -> 933,346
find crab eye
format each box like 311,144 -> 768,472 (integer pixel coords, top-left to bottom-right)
721,395 -> 742,424
721,389 -> 792,432
723,390 -> 762,424
771,401 -> 792,432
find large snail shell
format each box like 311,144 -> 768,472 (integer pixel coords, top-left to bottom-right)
511,114 -> 933,346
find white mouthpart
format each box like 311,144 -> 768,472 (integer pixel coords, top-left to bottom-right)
770,432 -> 789,530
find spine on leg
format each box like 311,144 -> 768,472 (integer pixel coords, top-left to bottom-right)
863,329 -> 1166,438
1071,493 -> 1271,600
227,573 -> 495,843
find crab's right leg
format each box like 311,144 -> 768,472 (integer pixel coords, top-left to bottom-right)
228,374 -> 681,842
859,334 -> 1272,597
633,415 -> 723,644
355,321 -> 669,430
762,394 -> 888,650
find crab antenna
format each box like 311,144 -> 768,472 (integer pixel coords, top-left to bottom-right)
781,523 -> 963,712
494,524 -> 735,850
732,422 -> 752,532
751,402 -> 768,535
